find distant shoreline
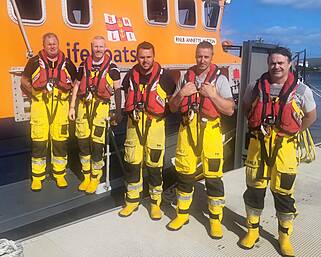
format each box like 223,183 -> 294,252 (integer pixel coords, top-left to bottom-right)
304,69 -> 321,73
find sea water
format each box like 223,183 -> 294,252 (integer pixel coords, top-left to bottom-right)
306,72 -> 321,144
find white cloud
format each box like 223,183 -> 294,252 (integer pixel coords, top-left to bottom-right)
260,0 -> 321,9
221,28 -> 236,39
264,26 -> 298,34
222,24 -> 321,57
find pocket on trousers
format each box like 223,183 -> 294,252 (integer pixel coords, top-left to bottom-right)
245,137 -> 261,168
124,139 -> 137,164
51,122 -> 69,140
75,121 -> 88,138
274,169 -> 296,194
31,124 -> 45,140
175,150 -> 190,173
150,149 -> 162,163
208,158 -> 220,172
94,126 -> 104,137
202,124 -> 223,159
61,124 -> 68,135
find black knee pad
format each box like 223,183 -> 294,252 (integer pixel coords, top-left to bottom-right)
205,178 -> 224,197
32,140 -> 47,158
91,141 -> 104,162
272,191 -> 296,214
150,149 -> 162,163
123,161 -> 141,183
52,140 -> 68,157
177,173 -> 195,193
243,186 -> 267,210
78,138 -> 90,156
146,166 -> 162,186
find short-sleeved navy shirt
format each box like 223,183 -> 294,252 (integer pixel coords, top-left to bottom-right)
77,61 -> 121,82
23,55 -> 77,81
122,69 -> 176,96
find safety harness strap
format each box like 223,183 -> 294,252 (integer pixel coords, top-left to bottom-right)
186,115 -> 207,156
199,65 -> 219,112
130,115 -> 153,146
42,92 -> 62,125
256,134 -> 284,180
85,99 -> 101,131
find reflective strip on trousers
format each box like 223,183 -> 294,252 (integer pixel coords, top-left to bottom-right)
177,194 -> 193,201
127,183 -> 143,192
80,157 -> 91,165
277,212 -> 295,221
52,157 -> 67,165
208,198 -> 225,206
150,187 -> 162,195
246,205 -> 263,217
92,160 -> 104,170
32,158 -> 46,166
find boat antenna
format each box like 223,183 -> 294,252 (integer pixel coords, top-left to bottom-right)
10,0 -> 34,58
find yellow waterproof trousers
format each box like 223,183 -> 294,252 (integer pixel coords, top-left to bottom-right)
244,129 -> 298,216
30,88 -> 69,181
175,115 -> 225,216
75,98 -> 110,178
123,112 -> 165,205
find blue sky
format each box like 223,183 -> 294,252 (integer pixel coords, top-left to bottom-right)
221,0 -> 321,57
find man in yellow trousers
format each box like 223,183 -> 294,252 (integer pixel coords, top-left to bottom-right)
118,41 -> 176,220
69,36 -> 121,194
240,47 -> 316,256
167,41 -> 235,238
21,32 -> 77,191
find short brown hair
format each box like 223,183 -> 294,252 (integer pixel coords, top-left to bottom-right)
136,41 -> 155,55
42,32 -> 59,45
91,35 -> 106,47
196,41 -> 213,52
268,46 -> 292,63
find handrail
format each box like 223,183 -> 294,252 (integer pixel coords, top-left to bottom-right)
304,80 -> 321,99
10,0 -> 33,58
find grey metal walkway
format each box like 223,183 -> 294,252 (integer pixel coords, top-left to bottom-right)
21,147 -> 321,257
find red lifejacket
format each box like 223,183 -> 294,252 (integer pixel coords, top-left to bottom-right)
32,50 -> 72,92
125,62 -> 166,117
180,64 -> 220,120
78,54 -> 113,101
248,72 -> 302,135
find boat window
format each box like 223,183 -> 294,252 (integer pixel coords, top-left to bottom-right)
63,0 -> 92,28
145,0 -> 169,25
203,0 -> 220,29
176,0 -> 196,27
7,0 -> 46,25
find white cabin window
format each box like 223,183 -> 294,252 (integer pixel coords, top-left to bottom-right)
203,0 -> 220,29
144,0 -> 169,25
7,0 -> 46,25
176,0 -> 197,27
62,0 -> 92,28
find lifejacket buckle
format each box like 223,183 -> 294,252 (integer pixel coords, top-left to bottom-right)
201,117 -> 208,123
191,102 -> 199,112
46,80 -> 54,93
263,114 -> 275,126
187,109 -> 195,122
260,124 -> 270,136
132,110 -> 140,122
85,91 -> 93,101
89,84 -> 96,94
135,102 -> 144,111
